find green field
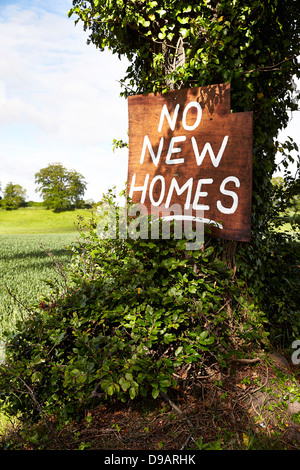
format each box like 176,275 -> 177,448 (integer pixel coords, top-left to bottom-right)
0,207 -> 96,339
0,207 -> 92,234
0,232 -> 78,338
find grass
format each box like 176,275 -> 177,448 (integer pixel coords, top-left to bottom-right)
0,207 -> 91,234
0,233 -> 77,338
0,207 -> 97,337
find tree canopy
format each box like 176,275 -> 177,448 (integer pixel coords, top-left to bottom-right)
35,163 -> 87,211
69,1 -> 299,97
1,182 -> 27,210
69,0 -> 300,239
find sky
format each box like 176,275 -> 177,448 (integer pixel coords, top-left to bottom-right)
0,0 -> 129,203
0,0 -> 299,203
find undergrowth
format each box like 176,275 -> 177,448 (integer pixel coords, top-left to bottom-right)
0,192 -> 298,449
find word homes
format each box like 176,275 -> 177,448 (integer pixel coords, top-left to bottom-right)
127,84 -> 253,242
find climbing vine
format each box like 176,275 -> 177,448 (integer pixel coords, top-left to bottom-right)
68,0 -> 300,341
69,0 -> 299,236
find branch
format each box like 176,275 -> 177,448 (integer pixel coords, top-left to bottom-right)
241,56 -> 298,76
227,357 -> 262,365
40,242 -> 69,294
18,377 -> 67,449
159,390 -> 196,432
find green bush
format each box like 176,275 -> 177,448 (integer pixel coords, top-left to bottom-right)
0,195 -> 269,425
25,201 -> 45,208
237,231 -> 300,346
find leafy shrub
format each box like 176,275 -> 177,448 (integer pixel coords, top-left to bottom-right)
237,231 -> 300,346
0,196 -> 269,425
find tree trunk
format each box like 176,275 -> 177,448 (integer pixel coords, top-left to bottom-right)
160,40 -> 239,276
161,36 -> 186,90
221,240 -> 237,278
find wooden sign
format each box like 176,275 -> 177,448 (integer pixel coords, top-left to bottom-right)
127,84 -> 253,242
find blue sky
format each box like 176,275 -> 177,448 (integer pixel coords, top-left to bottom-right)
0,0 -> 129,202
0,1 -> 299,202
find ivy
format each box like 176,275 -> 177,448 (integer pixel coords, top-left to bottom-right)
68,1 -> 300,336
0,195 -> 269,423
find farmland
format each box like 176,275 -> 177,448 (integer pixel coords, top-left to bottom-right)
0,233 -> 78,338
0,207 -> 95,339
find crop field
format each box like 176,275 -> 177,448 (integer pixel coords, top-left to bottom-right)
0,232 -> 78,339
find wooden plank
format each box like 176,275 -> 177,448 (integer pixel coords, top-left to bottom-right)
127,84 -> 253,242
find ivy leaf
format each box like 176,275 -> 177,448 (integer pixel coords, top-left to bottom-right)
175,346 -> 183,356
138,16 -> 150,27
179,28 -> 190,38
125,372 -> 133,381
31,372 -> 42,383
129,387 -> 136,399
119,377 -> 130,391
157,9 -> 166,18
177,17 -> 189,25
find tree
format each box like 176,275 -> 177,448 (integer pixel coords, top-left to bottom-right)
1,182 -> 27,210
35,163 -> 87,211
271,173 -> 300,231
68,0 -> 299,241
68,1 -> 300,341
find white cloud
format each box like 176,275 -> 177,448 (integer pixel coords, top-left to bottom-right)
0,0 -> 298,204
